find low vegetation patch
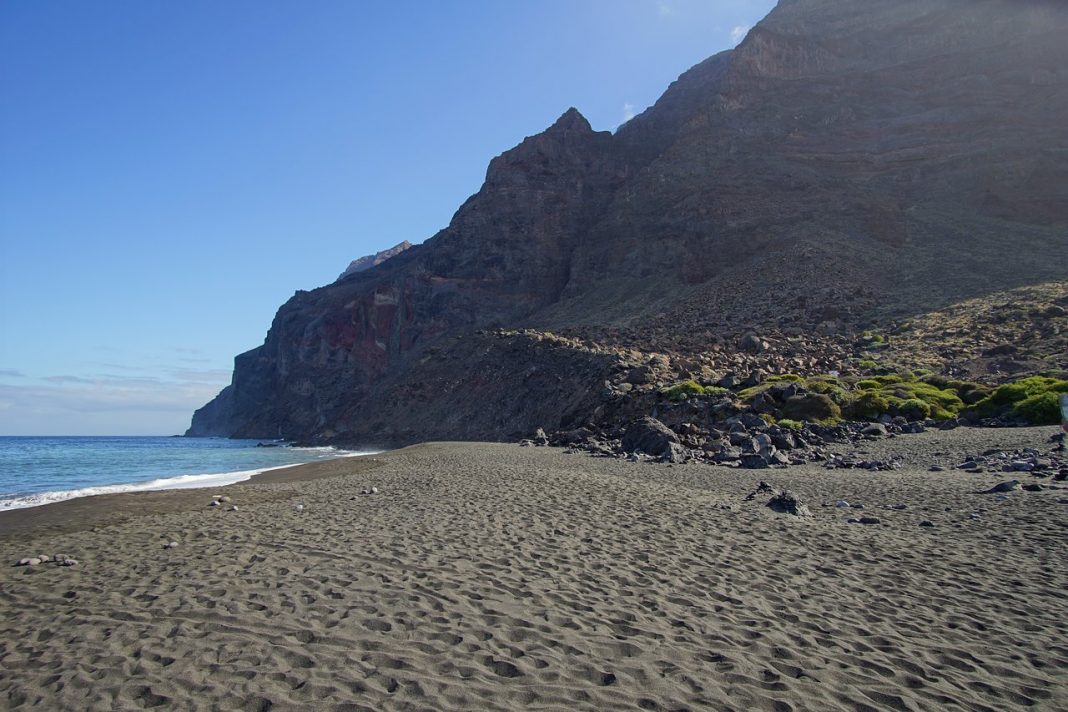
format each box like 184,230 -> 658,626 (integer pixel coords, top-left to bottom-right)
973,376 -> 1068,424
661,380 -> 705,402
732,370 -> 1068,426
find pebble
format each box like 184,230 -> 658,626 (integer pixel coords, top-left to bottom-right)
163,541 -> 179,549
15,558 -> 41,566
371,486 -> 379,494
220,496 -> 232,503
929,465 -> 946,472
209,500 -> 220,507
858,517 -> 881,525
295,504 -> 304,512
919,520 -> 935,527
835,500 -> 850,508
58,559 -> 78,567
229,505 -> 239,512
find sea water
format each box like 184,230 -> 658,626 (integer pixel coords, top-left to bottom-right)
0,436 -> 375,510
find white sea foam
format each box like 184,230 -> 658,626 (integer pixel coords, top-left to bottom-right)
0,449 -> 381,511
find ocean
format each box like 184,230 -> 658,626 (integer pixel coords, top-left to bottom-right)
0,436 -> 375,511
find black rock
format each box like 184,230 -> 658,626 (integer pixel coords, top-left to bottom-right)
767,490 -> 812,517
740,453 -> 769,470
621,417 -> 679,458
979,480 -> 1021,494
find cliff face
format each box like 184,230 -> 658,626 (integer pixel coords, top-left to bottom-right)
188,0 -> 1068,445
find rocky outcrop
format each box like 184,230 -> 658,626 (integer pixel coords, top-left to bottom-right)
189,0 -> 1068,445
337,241 -> 412,281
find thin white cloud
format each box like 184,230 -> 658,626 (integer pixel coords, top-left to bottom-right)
0,380 -> 223,415
730,25 -> 750,46
622,103 -> 636,123
43,375 -> 97,385
169,368 -> 233,383
658,2 -> 672,17
0,379 -> 225,434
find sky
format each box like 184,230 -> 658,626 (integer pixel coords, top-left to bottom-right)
0,0 -> 777,436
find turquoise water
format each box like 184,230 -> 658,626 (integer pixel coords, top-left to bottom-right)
0,436 -> 375,510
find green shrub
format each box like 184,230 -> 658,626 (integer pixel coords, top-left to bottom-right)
857,359 -> 879,370
766,374 -> 804,383
920,374 -> 952,389
777,419 -> 803,430
737,383 -> 776,401
662,380 -> 705,402
841,373 -> 965,421
957,383 -> 992,405
760,413 -> 777,426
1013,392 -> 1063,425
974,376 -> 1068,421
885,383 -> 962,420
846,390 -> 891,420
897,398 -> 932,420
806,378 -> 849,404
782,393 -> 842,424
702,386 -> 730,397
919,375 -> 990,405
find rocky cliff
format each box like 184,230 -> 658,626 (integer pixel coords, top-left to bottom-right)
188,0 -> 1068,446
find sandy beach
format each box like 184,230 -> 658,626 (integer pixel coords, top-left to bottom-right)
2,429 -> 1066,711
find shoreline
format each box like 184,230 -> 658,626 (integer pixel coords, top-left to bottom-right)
1,434 -> 1066,710
0,451 -> 388,542
0,444 -> 380,514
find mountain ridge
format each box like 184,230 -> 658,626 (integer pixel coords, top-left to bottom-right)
188,0 -> 1068,446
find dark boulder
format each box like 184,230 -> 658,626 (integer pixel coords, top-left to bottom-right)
621,417 -> 680,457
767,490 -> 812,517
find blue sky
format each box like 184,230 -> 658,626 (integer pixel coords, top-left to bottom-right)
0,0 -> 776,435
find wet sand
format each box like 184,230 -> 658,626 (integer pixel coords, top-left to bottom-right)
1,432 -> 1066,710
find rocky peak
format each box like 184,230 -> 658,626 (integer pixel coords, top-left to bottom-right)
337,240 -> 412,281
546,107 -> 593,135
480,107 -> 614,193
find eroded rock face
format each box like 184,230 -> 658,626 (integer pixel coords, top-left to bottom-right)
189,0 -> 1068,446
